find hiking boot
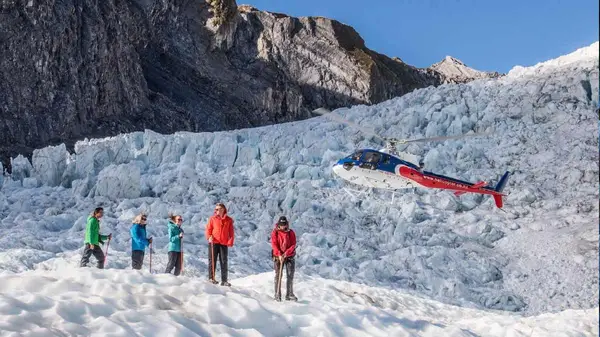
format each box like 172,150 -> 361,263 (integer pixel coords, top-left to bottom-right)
208,279 -> 218,284
285,294 -> 298,301
274,295 -> 282,302
221,281 -> 231,287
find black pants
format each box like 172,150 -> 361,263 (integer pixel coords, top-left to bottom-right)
132,250 -> 145,270
274,256 -> 295,297
80,244 -> 105,269
208,243 -> 228,282
165,251 -> 182,276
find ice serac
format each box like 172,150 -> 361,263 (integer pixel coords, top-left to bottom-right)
32,144 -> 69,187
429,56 -> 502,84
9,155 -> 33,183
93,162 -> 141,200
0,0 -> 439,168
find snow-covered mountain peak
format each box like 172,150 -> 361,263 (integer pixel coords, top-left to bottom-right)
443,55 -> 465,64
507,41 -> 599,78
429,55 -> 501,84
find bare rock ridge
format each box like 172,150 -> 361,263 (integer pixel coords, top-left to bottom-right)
0,0 -> 495,170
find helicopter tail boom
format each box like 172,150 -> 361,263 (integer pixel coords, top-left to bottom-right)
398,166 -> 511,208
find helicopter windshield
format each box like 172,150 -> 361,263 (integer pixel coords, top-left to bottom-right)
362,151 -> 382,163
350,150 -> 363,160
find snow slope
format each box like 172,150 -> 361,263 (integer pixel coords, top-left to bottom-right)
0,40 -> 597,331
0,268 -> 597,337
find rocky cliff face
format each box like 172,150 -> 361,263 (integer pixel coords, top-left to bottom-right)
0,0 -> 469,170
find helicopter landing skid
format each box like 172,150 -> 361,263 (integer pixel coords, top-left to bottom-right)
342,187 -> 368,200
342,187 -> 398,204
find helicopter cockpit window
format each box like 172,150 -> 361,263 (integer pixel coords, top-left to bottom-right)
382,154 -> 390,164
363,151 -> 381,164
351,151 -> 363,161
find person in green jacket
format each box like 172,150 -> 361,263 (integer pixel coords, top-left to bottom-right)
165,214 -> 184,276
79,207 -> 112,269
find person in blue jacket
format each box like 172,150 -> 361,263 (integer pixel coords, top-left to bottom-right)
130,213 -> 152,270
165,214 -> 184,276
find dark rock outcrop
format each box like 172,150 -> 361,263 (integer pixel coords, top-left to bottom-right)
0,0 -> 471,170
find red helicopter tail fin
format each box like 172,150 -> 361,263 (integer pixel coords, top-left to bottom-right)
493,194 -> 503,208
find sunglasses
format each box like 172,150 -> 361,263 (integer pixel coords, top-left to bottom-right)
215,208 -> 224,211
141,217 -> 147,221
176,218 -> 183,222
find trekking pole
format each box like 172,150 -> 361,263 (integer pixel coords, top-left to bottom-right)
180,237 -> 184,275
104,238 -> 111,267
210,242 -> 216,282
276,258 -> 284,299
149,242 -> 153,273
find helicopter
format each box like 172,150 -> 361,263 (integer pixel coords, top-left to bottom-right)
312,108 -> 511,208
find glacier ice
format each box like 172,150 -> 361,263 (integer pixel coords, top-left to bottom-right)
0,42 -> 597,315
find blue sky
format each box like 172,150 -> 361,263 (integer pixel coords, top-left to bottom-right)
242,0 -> 599,73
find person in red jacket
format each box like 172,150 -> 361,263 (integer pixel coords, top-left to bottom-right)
271,216 -> 297,301
205,202 -> 234,286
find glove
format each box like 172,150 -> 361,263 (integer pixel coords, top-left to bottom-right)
108,233 -> 113,240
148,237 -> 153,244
179,233 -> 183,238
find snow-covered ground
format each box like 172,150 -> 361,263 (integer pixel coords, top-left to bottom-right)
0,268 -> 597,337
0,42 -> 598,334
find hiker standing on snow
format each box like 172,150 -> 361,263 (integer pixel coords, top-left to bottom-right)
130,213 -> 152,270
165,214 -> 184,276
271,216 -> 297,301
80,207 -> 112,269
205,202 -> 234,286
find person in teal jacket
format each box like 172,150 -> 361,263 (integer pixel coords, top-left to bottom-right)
80,207 -> 112,269
165,214 -> 184,276
130,213 -> 152,270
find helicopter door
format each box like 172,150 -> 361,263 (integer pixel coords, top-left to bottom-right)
359,151 -> 381,170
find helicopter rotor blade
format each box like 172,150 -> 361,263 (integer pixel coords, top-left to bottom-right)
312,108 -> 387,142
312,107 -> 492,145
400,132 -> 492,144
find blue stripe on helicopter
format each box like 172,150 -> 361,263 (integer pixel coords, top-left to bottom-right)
336,149 -> 421,169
